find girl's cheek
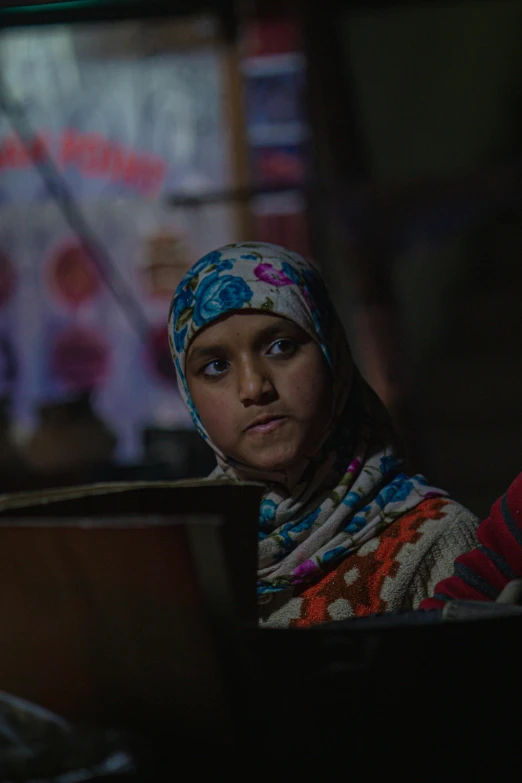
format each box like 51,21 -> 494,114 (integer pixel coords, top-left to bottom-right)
288,359 -> 332,422
196,388 -> 236,445
289,367 -> 322,408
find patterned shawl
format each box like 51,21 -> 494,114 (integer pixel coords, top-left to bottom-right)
168,242 -> 446,598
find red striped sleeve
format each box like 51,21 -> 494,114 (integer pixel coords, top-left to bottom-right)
419,473 -> 522,610
478,487 -> 522,574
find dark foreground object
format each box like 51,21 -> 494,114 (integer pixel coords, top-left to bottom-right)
243,608 -> 522,780
0,483 -> 518,781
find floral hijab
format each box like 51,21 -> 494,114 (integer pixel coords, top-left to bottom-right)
168,242 -> 446,598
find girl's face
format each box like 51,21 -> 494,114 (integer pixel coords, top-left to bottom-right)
186,311 -> 333,473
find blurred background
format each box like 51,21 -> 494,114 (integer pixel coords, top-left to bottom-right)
0,0 -> 520,517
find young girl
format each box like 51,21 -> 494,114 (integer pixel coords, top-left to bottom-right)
168,241 -> 478,628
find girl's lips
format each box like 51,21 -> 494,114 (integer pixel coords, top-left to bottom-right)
246,416 -> 288,434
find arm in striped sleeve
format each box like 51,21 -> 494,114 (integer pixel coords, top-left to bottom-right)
419,472 -> 522,610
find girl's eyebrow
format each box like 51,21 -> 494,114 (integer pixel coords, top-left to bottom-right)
253,321 -> 301,346
187,343 -> 227,363
188,320 -> 306,364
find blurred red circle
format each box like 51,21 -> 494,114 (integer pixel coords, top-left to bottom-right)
48,243 -> 101,307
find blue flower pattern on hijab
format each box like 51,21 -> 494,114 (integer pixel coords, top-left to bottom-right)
193,273 -> 253,327
168,242 -> 446,597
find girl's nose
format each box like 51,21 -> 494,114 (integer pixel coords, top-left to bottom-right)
237,358 -> 276,405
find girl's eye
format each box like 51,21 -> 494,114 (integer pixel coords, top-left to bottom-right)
202,359 -> 229,378
267,338 -> 296,357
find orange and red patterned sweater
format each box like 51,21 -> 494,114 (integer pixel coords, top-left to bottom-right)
259,496 -> 478,628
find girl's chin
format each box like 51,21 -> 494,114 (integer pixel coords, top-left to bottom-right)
236,449 -> 302,474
